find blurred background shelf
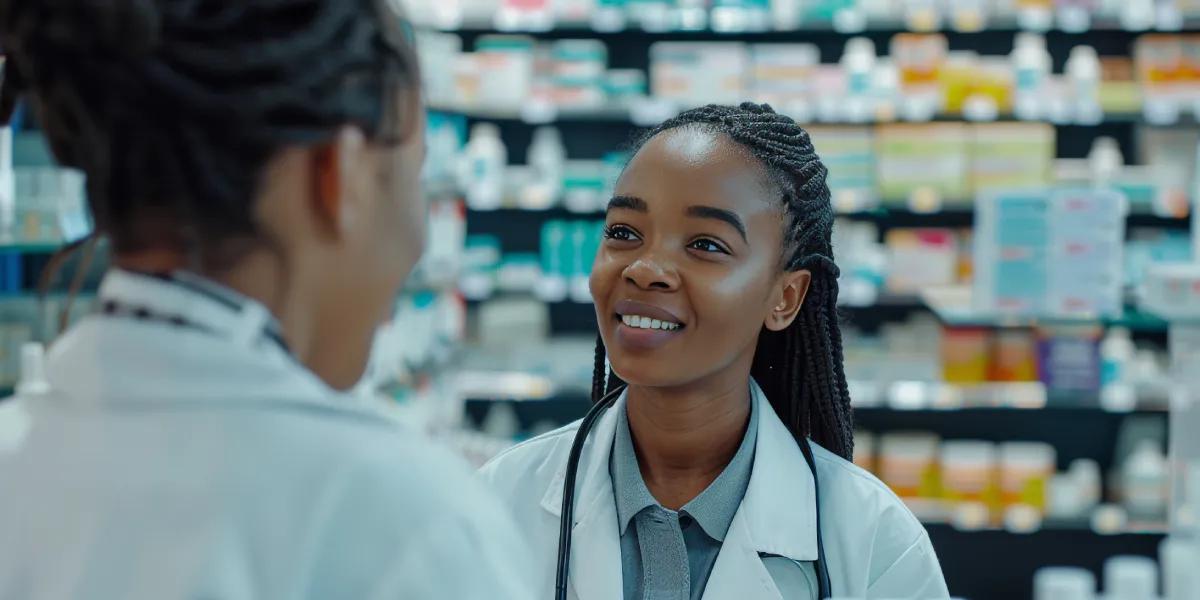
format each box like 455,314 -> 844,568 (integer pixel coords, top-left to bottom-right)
927,524 -> 1164,600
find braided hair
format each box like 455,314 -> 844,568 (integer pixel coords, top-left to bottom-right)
591,102 -> 854,460
0,0 -> 418,259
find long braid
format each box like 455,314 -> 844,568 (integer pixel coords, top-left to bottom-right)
0,0 -> 418,259
590,102 -> 854,460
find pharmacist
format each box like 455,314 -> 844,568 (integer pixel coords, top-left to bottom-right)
0,1 -> 532,598
482,104 -> 948,600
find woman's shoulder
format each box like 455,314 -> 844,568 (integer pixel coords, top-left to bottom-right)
479,420 -> 582,485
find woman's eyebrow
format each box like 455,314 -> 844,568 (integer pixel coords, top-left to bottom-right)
607,195 -> 648,212
687,205 -> 747,242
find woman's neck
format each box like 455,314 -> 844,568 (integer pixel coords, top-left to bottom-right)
626,374 -> 752,510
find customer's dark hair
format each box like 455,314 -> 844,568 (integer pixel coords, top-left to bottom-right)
0,0 -> 419,258
591,102 -> 854,460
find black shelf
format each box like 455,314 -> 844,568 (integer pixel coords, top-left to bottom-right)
928,523 -> 1162,600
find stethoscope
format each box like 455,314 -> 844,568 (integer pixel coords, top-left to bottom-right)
554,385 -> 833,600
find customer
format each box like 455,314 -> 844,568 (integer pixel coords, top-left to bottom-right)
0,0 -> 532,597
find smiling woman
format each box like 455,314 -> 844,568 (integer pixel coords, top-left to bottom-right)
480,103 -> 950,600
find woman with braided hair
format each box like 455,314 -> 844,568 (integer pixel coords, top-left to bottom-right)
481,103 -> 948,599
0,1 -> 534,597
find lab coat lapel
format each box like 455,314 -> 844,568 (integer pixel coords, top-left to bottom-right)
701,510 -> 783,600
567,488 -> 623,600
538,392 -> 626,600
703,381 -> 820,600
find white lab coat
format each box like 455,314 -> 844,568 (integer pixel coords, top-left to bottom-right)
480,383 -> 950,600
0,269 -> 535,599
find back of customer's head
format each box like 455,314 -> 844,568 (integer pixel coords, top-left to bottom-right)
0,0 -> 426,388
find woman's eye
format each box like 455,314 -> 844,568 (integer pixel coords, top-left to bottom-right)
603,225 -> 638,241
689,239 -> 729,254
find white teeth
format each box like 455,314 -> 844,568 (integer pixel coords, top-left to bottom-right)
620,314 -> 681,331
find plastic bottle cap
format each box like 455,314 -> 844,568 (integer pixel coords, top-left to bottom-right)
1034,566 -> 1095,600
1104,555 -> 1158,600
471,122 -> 502,140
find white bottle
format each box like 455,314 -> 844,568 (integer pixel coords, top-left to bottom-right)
1012,33 -> 1051,121
841,38 -> 877,123
1066,45 -> 1103,124
1034,567 -> 1096,600
842,37 -> 877,97
1070,458 -> 1103,513
462,123 -> 507,211
1104,555 -> 1159,600
1088,137 -> 1124,189
523,126 -> 565,210
1123,440 -> 1169,521
1101,327 -> 1136,387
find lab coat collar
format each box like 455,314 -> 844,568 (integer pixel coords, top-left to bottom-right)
539,379 -> 819,596
47,269 -> 358,410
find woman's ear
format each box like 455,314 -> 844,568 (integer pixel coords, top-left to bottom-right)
310,126 -> 367,238
764,270 -> 811,332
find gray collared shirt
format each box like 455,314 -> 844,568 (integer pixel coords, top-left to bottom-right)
610,397 -> 758,600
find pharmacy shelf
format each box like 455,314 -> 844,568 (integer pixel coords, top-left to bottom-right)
431,102 -> 1152,128
443,15 -> 1200,36
465,206 -> 1189,232
920,285 -> 1170,332
464,390 -> 1166,470
465,293 -> 925,336
926,523 -> 1162,600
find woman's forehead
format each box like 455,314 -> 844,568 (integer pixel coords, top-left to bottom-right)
620,128 -> 776,208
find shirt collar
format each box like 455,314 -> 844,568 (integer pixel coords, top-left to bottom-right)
46,269 -> 367,410
542,379 -> 819,563
609,389 -> 758,542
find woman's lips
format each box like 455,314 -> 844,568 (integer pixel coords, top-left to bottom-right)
611,299 -> 686,351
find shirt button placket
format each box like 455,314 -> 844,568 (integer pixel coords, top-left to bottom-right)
638,507 -> 690,600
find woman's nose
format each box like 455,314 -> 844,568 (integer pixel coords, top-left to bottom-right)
622,254 -> 679,291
